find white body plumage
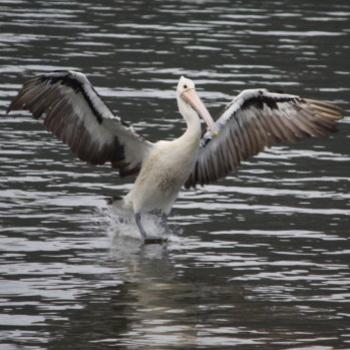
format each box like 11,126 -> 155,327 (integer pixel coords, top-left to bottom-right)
124,77 -> 203,215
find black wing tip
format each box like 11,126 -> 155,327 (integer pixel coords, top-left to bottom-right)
6,96 -> 26,114
241,93 -> 298,112
6,102 -> 13,114
7,69 -> 108,126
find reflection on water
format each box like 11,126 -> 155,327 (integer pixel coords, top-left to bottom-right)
0,0 -> 350,349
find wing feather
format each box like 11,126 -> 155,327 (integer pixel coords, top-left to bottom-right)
8,70 -> 153,176
185,89 -> 344,188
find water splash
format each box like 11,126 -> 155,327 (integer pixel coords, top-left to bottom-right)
98,199 -> 170,243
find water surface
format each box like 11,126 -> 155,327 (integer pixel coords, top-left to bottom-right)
0,0 -> 350,349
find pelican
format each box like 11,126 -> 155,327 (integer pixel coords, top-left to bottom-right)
8,71 -> 344,243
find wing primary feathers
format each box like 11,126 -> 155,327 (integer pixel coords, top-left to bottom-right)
8,70 -> 153,176
185,88 -> 344,188
38,71 -> 105,124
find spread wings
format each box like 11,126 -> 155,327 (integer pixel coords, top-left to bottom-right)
185,88 -> 344,188
8,71 -> 153,176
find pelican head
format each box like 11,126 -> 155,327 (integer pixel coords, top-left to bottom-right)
177,76 -> 217,134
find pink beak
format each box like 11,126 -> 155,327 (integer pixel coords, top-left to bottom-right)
181,88 -> 218,134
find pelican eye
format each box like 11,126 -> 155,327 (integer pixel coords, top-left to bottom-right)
183,84 -> 188,89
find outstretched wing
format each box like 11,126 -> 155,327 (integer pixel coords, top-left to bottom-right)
185,88 -> 344,188
8,70 -> 153,176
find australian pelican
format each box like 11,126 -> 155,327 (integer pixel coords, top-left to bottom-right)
8,71 -> 344,243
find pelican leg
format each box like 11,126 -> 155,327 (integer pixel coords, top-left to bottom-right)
160,213 -> 169,231
135,212 -> 164,245
135,212 -> 147,239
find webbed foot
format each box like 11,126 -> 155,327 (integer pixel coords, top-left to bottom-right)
144,237 -> 168,245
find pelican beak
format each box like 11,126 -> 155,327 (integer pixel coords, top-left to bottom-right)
181,88 -> 219,135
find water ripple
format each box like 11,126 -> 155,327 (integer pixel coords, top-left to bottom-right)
1,0 -> 350,349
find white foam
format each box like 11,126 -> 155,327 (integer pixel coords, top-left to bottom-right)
97,200 -> 169,243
